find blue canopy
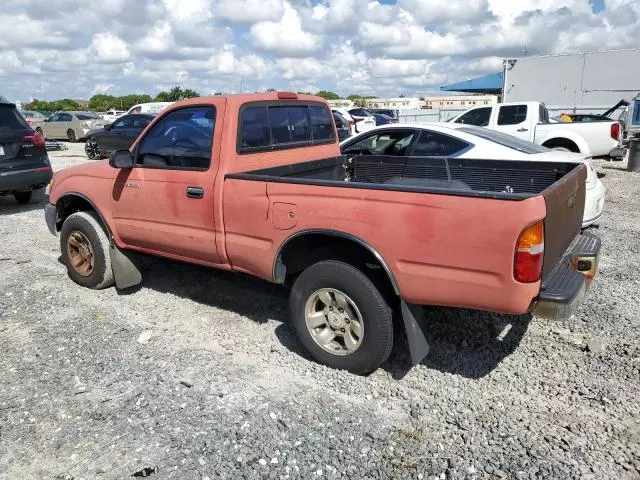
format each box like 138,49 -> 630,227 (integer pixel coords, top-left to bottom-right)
440,72 -> 503,94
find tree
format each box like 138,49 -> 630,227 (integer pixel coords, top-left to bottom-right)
155,87 -> 200,102
315,90 -> 340,100
25,98 -> 80,112
399,94 -> 406,98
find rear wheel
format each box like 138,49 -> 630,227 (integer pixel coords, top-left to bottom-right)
85,137 -> 102,160
60,211 -> 114,289
289,260 -> 393,374
13,191 -> 33,204
67,129 -> 77,143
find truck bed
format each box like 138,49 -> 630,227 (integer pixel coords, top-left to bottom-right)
228,155 -> 582,200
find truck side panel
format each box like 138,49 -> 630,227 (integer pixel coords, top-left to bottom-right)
222,178 -> 547,314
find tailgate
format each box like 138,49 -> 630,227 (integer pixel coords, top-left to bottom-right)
541,163 -> 586,281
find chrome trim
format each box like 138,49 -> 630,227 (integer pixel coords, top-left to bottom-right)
273,228 -> 400,295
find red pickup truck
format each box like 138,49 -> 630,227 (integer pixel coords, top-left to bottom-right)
45,92 -> 601,374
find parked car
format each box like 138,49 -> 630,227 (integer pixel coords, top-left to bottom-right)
100,109 -> 126,123
41,111 -> 110,142
125,102 -> 173,116
45,92 -> 600,374
332,107 -> 376,135
332,111 -> 350,141
340,123 -> 605,227
372,113 -> 397,126
451,101 -> 624,159
85,114 -> 154,160
368,108 -> 399,120
0,99 -> 52,204
19,110 -> 47,134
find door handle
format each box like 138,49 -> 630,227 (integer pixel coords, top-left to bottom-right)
186,186 -> 204,199
517,128 -> 529,132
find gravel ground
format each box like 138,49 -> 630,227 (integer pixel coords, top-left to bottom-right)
1,143 -> 639,480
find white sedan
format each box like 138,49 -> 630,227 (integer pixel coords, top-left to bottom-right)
340,123 -> 605,227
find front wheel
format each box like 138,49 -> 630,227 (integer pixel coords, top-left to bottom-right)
60,211 -> 114,289
289,260 -> 393,374
85,137 -> 102,160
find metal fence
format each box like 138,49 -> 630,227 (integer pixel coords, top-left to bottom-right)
397,105 -> 618,124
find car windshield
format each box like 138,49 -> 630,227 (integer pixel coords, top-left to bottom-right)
457,126 -> 550,154
76,113 -> 101,120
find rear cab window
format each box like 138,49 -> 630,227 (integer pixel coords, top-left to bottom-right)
497,105 -> 528,125
238,102 -> 335,153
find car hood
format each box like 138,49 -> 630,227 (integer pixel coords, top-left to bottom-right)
86,127 -> 108,137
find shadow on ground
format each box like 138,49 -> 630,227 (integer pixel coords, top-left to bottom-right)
0,192 -> 47,214
88,252 -> 531,380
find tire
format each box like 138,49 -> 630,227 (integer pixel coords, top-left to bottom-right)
85,137 -> 102,160
289,260 -> 393,374
13,191 -> 33,204
60,211 -> 114,289
67,129 -> 77,143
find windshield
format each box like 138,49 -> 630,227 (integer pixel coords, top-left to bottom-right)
458,126 -> 550,154
76,113 -> 101,120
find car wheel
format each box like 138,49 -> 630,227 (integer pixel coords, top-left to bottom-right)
85,137 -> 102,160
67,129 -> 77,143
60,211 -> 115,289
289,260 -> 393,374
13,191 -> 33,204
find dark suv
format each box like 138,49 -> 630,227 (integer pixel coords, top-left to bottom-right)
0,98 -> 52,204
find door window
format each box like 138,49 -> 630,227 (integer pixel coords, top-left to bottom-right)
497,105 -> 528,125
48,114 -> 60,122
132,117 -> 151,129
113,117 -> 132,129
136,106 -> 215,170
59,113 -> 72,122
343,130 -> 415,156
412,131 -> 471,156
454,107 -> 491,126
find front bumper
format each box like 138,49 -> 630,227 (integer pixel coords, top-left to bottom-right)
583,180 -> 606,227
530,232 -> 601,320
0,167 -> 52,194
45,203 -> 58,235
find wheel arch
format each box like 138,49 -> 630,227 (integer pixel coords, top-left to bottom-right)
55,192 -> 111,236
273,229 -> 400,296
541,132 -> 590,155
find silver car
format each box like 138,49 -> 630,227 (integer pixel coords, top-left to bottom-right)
42,111 -> 109,142
19,110 -> 47,134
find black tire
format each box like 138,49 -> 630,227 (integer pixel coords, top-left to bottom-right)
67,129 -> 77,143
13,191 -> 33,204
289,260 -> 393,374
85,137 -> 102,160
60,211 -> 114,289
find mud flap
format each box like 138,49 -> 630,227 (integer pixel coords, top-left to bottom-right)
400,300 -> 430,365
110,244 -> 142,289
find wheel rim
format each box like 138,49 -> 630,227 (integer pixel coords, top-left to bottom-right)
85,138 -> 100,159
66,230 -> 95,277
68,131 -> 75,142
304,288 -> 364,356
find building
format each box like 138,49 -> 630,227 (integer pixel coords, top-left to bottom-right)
421,95 -> 497,109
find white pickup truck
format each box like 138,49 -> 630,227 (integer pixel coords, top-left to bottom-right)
451,101 -> 624,158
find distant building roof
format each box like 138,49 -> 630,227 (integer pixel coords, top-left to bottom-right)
440,72 -> 504,94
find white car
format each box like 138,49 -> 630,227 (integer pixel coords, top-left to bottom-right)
125,102 -> 173,115
332,107 -> 376,136
101,109 -> 125,122
340,123 -> 605,227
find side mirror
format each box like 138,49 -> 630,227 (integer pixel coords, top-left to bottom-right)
109,150 -> 134,169
104,124 -> 112,130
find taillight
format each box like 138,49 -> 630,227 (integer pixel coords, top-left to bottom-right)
81,122 -> 89,129
514,222 -> 544,283
26,119 -> 33,126
24,132 -> 46,147
611,122 -> 620,141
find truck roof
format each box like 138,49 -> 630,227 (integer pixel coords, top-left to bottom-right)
172,92 -> 327,108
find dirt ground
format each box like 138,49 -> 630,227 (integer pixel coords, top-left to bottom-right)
1,143 -> 639,479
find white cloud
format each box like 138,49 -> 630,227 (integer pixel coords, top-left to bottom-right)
90,33 -> 131,63
217,0 -> 285,22
250,1 -> 322,56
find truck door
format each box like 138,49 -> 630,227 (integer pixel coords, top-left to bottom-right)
110,102 -> 223,264
493,104 -> 534,141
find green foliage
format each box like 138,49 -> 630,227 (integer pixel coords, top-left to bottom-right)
88,94 -> 153,112
25,98 -> 80,112
154,87 -> 200,102
315,90 -> 340,100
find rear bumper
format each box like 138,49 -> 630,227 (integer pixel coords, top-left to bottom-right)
608,146 -> 626,158
0,167 -> 52,194
530,232 -> 601,320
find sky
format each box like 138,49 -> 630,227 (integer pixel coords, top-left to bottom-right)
1,0 -> 639,102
